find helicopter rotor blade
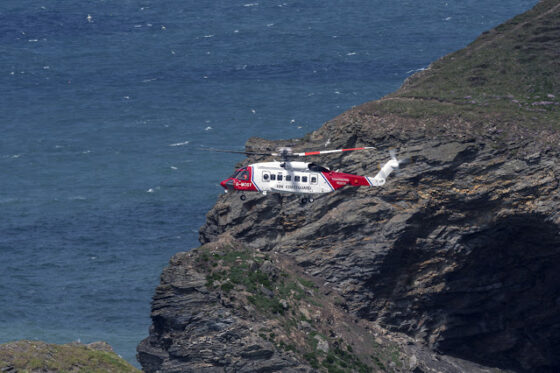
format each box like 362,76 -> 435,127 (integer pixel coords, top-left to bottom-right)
200,146 -> 376,159
200,147 -> 273,157
292,146 -> 376,157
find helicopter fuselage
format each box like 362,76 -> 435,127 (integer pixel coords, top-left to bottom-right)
220,161 -> 379,196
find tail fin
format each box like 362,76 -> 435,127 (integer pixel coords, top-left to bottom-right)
366,151 -> 399,187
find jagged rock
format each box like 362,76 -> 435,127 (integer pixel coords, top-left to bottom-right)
261,260 -> 279,280
240,344 -> 274,359
138,246 -> 305,373
313,335 -> 329,354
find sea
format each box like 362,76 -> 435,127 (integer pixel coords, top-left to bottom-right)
0,0 -> 538,366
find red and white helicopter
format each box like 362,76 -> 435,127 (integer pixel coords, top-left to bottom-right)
212,146 -> 402,204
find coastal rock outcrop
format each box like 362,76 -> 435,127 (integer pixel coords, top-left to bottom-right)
0,340 -> 139,373
139,1 -> 560,372
137,238 -> 306,373
193,126 -> 560,372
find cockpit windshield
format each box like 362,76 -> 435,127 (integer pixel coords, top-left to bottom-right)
230,167 -> 248,179
238,170 -> 249,180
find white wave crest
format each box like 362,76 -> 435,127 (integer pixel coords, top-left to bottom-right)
69,196 -> 87,201
169,140 -> 190,147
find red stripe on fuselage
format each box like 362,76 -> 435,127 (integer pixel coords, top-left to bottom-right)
322,171 -> 370,189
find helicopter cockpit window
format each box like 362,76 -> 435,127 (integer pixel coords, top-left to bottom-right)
231,167 -> 247,179
238,171 -> 249,181
311,176 -> 318,184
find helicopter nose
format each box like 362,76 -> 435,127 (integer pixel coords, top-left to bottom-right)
220,178 -> 234,189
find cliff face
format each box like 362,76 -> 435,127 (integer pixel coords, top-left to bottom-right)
192,130 -> 560,372
139,1 -> 560,372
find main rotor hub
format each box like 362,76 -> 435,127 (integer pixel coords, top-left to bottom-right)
277,147 -> 293,160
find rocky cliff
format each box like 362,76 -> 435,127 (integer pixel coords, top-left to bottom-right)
138,1 -> 560,372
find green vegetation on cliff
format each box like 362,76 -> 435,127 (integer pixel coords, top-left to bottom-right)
0,341 -> 140,373
371,0 -> 560,132
195,241 -> 407,373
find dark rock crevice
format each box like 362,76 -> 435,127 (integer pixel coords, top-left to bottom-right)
361,213 -> 560,372
438,215 -> 560,372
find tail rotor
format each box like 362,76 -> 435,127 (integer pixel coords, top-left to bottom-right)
389,148 -> 413,168
368,148 -> 411,186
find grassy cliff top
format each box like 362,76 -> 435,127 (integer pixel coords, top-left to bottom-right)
0,340 -> 140,373
361,0 -> 560,135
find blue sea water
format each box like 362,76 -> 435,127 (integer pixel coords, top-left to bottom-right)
1,0 -> 538,366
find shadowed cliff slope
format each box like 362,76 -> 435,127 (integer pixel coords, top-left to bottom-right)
139,1 -> 560,372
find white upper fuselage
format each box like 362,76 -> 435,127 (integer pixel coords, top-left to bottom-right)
251,161 -> 333,195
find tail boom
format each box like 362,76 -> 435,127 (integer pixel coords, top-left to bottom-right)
320,155 -> 399,190
366,155 -> 399,187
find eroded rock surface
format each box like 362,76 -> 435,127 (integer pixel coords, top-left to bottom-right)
139,113 -> 560,372
138,237 -> 508,373
138,239 -> 306,373
195,119 -> 560,372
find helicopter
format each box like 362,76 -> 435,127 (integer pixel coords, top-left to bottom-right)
211,146 -> 402,204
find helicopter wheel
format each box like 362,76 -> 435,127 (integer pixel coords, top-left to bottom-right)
240,194 -> 247,201
308,197 -> 314,203
301,197 -> 308,204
